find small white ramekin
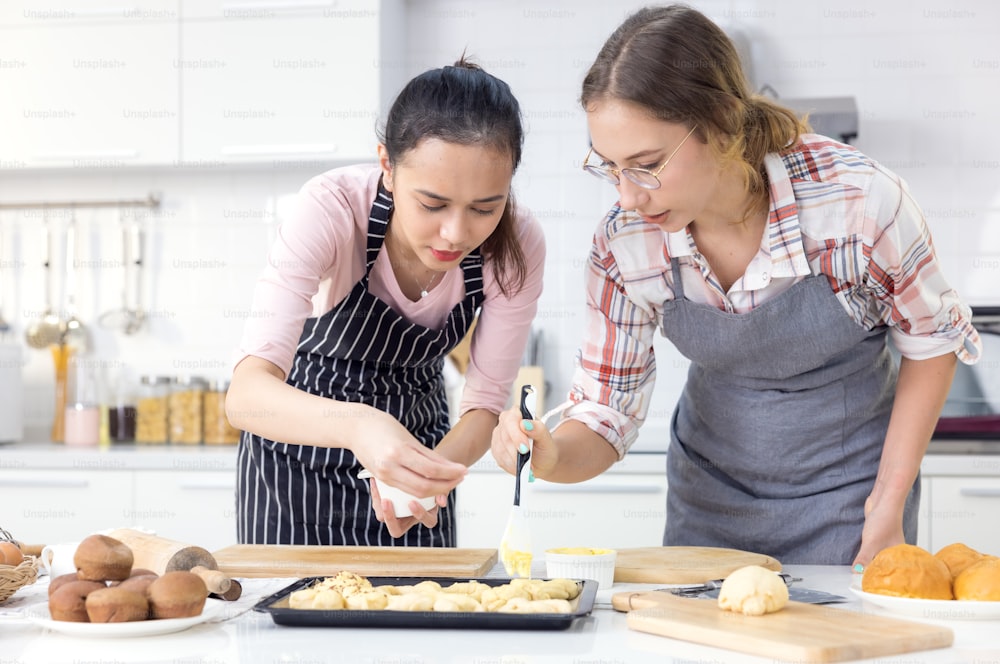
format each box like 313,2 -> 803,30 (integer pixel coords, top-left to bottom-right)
545,547 -> 617,589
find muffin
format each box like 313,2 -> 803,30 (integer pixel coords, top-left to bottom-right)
74,534 -> 134,582
86,587 -> 150,623
48,580 -> 107,622
48,572 -> 81,597
934,542 -> 984,580
862,543 -> 953,600
147,571 -> 208,619
954,557 -> 1000,601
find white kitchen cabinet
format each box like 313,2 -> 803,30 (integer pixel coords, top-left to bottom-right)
455,471 -> 667,551
917,477 -> 930,551
132,470 -> 237,551
178,0 -> 404,165
0,0 -> 177,26
0,22 -> 180,168
924,476 -> 1000,555
179,0 -> 336,20
0,469 -> 133,545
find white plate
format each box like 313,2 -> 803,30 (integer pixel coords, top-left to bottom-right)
28,598 -> 225,637
850,587 -> 1000,620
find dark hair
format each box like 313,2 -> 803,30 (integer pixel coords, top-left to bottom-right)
378,57 -> 527,297
581,5 -> 808,221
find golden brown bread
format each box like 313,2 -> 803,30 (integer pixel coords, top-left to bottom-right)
48,573 -> 81,597
74,534 -> 133,582
147,571 -> 208,619
862,543 -> 953,600
49,580 -> 107,622
954,557 -> 1000,601
116,574 -> 158,597
85,587 -> 150,623
935,542 -> 984,580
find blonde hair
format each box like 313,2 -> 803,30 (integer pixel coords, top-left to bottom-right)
581,4 -> 809,220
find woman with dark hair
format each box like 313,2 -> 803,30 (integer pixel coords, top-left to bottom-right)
228,59 -> 544,546
491,5 -> 980,566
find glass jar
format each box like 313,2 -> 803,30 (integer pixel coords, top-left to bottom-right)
203,379 -> 241,445
108,374 -> 137,444
168,376 -> 206,445
136,375 -> 171,444
64,353 -> 100,447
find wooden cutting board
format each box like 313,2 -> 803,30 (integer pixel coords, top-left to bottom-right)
211,545 -> 497,579
614,546 -> 782,583
611,591 -> 953,662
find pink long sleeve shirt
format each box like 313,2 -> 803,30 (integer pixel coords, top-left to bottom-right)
235,164 -> 546,416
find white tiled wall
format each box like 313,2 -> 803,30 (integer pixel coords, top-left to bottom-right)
2,0 -> 998,444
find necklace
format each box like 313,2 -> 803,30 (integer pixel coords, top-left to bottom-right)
386,225 -> 441,299
415,270 -> 441,299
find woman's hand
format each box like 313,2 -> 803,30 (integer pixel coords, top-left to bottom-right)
369,478 -> 450,538
853,491 -> 906,569
348,410 -> 468,499
490,407 -> 558,478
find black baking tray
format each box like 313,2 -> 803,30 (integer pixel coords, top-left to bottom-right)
253,576 -> 598,630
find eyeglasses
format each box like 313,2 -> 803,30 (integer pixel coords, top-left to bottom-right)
582,125 -> 697,190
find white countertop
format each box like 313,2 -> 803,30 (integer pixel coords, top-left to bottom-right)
1,562 -> 995,663
2,441 -> 999,477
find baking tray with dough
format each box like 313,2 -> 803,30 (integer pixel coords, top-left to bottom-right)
253,576 -> 598,630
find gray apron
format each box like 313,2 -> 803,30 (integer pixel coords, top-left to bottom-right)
661,258 -> 918,564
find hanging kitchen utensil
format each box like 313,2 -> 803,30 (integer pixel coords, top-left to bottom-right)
499,384 -> 536,578
25,211 -> 66,349
62,208 -> 89,351
125,222 -> 145,335
99,211 -> 145,334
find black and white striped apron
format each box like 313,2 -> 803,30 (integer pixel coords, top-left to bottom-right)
236,184 -> 484,546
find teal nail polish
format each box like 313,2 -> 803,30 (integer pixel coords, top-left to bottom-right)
518,443 -> 528,454
528,469 -> 535,483
523,420 -> 534,431
853,563 -> 864,573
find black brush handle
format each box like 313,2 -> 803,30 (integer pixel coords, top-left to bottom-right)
513,385 -> 534,507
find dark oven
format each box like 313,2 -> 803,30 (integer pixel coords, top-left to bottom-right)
933,306 -> 1000,447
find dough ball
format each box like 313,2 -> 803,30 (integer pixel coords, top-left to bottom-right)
386,593 -> 435,612
85,587 -> 149,623
954,557 -> 1000,601
344,590 -> 389,610
717,565 -> 789,616
934,542 -> 984,580
432,594 -> 483,612
74,534 -> 134,582
48,580 -> 107,622
147,571 -> 208,619
863,544 -> 953,600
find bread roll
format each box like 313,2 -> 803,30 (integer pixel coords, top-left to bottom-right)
935,542 -> 984,580
954,557 -> 1000,601
49,580 -> 107,622
863,543 -> 953,600
117,574 -> 158,597
74,534 -> 134,582
148,571 -> 208,619
86,587 -> 149,623
48,572 -> 81,597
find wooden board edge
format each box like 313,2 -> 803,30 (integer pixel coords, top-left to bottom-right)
626,608 -> 953,663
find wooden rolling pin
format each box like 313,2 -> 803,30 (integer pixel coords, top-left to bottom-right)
106,529 -> 232,596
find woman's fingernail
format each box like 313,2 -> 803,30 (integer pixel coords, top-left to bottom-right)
518,443 -> 529,454
523,420 -> 534,431
528,469 -> 535,483
853,563 -> 865,573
